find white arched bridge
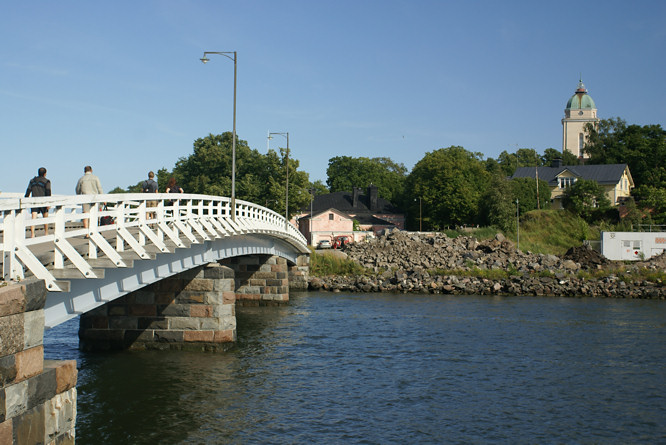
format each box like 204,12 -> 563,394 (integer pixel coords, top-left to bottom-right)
0,193 -> 309,329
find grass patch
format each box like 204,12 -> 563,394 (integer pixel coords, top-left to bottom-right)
429,267 -> 517,280
577,266 -> 665,285
506,209 -> 600,255
310,251 -> 370,276
442,226 -> 499,241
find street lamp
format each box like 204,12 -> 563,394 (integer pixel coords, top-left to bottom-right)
268,132 -> 289,229
414,197 -> 422,232
516,199 -> 520,251
309,187 -> 315,245
200,50 -> 237,220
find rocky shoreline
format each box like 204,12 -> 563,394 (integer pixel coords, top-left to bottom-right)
308,231 -> 666,299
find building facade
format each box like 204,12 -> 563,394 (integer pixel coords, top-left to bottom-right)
293,185 -> 405,246
512,161 -> 634,209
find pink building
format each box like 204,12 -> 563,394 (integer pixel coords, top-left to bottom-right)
293,185 -> 405,246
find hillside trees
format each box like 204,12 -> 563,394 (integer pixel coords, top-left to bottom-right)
497,148 -> 543,176
326,156 -> 407,203
541,148 -> 579,166
405,146 -> 490,228
172,132 -> 311,218
584,118 -> 666,188
561,179 -> 611,221
479,176 -> 551,232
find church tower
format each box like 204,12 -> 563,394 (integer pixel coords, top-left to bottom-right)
562,79 -> 599,158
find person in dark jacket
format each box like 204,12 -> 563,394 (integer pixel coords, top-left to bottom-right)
24,167 -> 52,238
142,171 -> 159,219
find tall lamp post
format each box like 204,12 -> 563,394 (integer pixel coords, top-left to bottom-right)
516,199 -> 520,252
268,132 -> 289,229
200,50 -> 237,220
414,197 -> 422,232
309,187 -> 315,245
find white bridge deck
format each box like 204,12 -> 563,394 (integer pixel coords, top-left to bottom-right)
1,193 -> 309,327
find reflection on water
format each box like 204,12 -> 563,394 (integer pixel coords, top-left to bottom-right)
45,293 -> 666,444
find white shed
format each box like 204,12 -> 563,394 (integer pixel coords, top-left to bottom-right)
601,232 -> 666,261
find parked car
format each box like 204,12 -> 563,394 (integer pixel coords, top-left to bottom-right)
317,240 -> 332,249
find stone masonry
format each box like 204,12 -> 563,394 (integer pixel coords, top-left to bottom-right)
0,280 -> 77,445
79,263 -> 237,352
221,255 -> 290,306
288,254 -> 310,291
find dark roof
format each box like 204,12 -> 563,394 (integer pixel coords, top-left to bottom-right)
511,164 -> 630,186
308,190 -> 401,215
353,214 -> 395,225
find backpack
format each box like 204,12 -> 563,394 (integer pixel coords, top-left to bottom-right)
27,177 -> 49,197
142,179 -> 158,193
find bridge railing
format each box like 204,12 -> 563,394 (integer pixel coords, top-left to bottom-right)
1,193 -> 308,291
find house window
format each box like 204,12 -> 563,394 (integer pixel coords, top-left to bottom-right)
329,213 -> 334,220
558,177 -> 577,188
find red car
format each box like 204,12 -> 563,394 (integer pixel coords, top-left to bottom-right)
332,236 -> 351,249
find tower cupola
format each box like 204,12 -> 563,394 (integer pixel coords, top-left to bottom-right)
562,78 -> 599,159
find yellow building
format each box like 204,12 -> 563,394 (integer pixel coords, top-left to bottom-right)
512,161 -> 634,209
562,79 -> 599,158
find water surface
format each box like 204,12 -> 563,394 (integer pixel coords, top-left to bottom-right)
45,293 -> 666,444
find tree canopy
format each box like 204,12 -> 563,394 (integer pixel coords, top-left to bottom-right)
326,156 -> 407,203
404,146 -> 490,228
171,132 -> 311,218
584,118 -> 666,188
561,178 -> 611,221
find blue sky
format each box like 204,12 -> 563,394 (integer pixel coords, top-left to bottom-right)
1,1 -> 664,194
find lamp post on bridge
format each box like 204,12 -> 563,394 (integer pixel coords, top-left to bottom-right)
200,50 -> 237,220
268,132 -> 289,230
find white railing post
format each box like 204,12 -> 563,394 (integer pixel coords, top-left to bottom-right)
54,206 -> 67,266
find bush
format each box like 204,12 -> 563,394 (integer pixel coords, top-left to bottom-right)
310,251 -> 369,276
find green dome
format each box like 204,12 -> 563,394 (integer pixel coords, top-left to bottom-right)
566,80 -> 596,109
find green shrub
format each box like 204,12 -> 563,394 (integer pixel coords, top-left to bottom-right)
310,251 -> 369,276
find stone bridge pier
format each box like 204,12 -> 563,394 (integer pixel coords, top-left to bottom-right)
0,280 -> 77,444
78,254 -> 309,352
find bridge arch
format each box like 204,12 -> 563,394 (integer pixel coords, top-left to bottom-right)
0,193 -> 310,328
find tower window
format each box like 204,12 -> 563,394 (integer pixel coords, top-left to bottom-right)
578,133 -> 584,150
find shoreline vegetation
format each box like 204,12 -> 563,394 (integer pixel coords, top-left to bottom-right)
308,229 -> 665,300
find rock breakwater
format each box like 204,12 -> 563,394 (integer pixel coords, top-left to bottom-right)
308,231 -> 665,299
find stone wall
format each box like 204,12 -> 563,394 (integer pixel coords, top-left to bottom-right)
289,255 -> 310,291
79,263 -> 237,352
0,280 -> 77,445
221,255 -> 290,306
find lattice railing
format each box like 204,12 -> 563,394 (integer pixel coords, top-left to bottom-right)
1,193 -> 307,292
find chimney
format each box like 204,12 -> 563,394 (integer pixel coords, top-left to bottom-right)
551,158 -> 563,168
352,187 -> 360,208
368,184 -> 378,211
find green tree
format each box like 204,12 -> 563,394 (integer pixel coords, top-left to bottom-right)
309,180 -> 329,195
541,148 -> 580,166
405,146 -> 490,228
172,132 -> 310,218
584,118 -> 666,188
479,174 -> 516,232
633,185 -> 666,225
561,179 -> 611,221
497,148 -> 542,176
510,178 -> 551,214
326,156 -> 407,203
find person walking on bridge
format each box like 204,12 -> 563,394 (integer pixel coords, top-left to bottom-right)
24,167 -> 51,238
75,165 -> 103,232
142,171 -> 159,219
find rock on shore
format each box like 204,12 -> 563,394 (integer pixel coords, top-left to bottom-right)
308,231 -> 665,299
